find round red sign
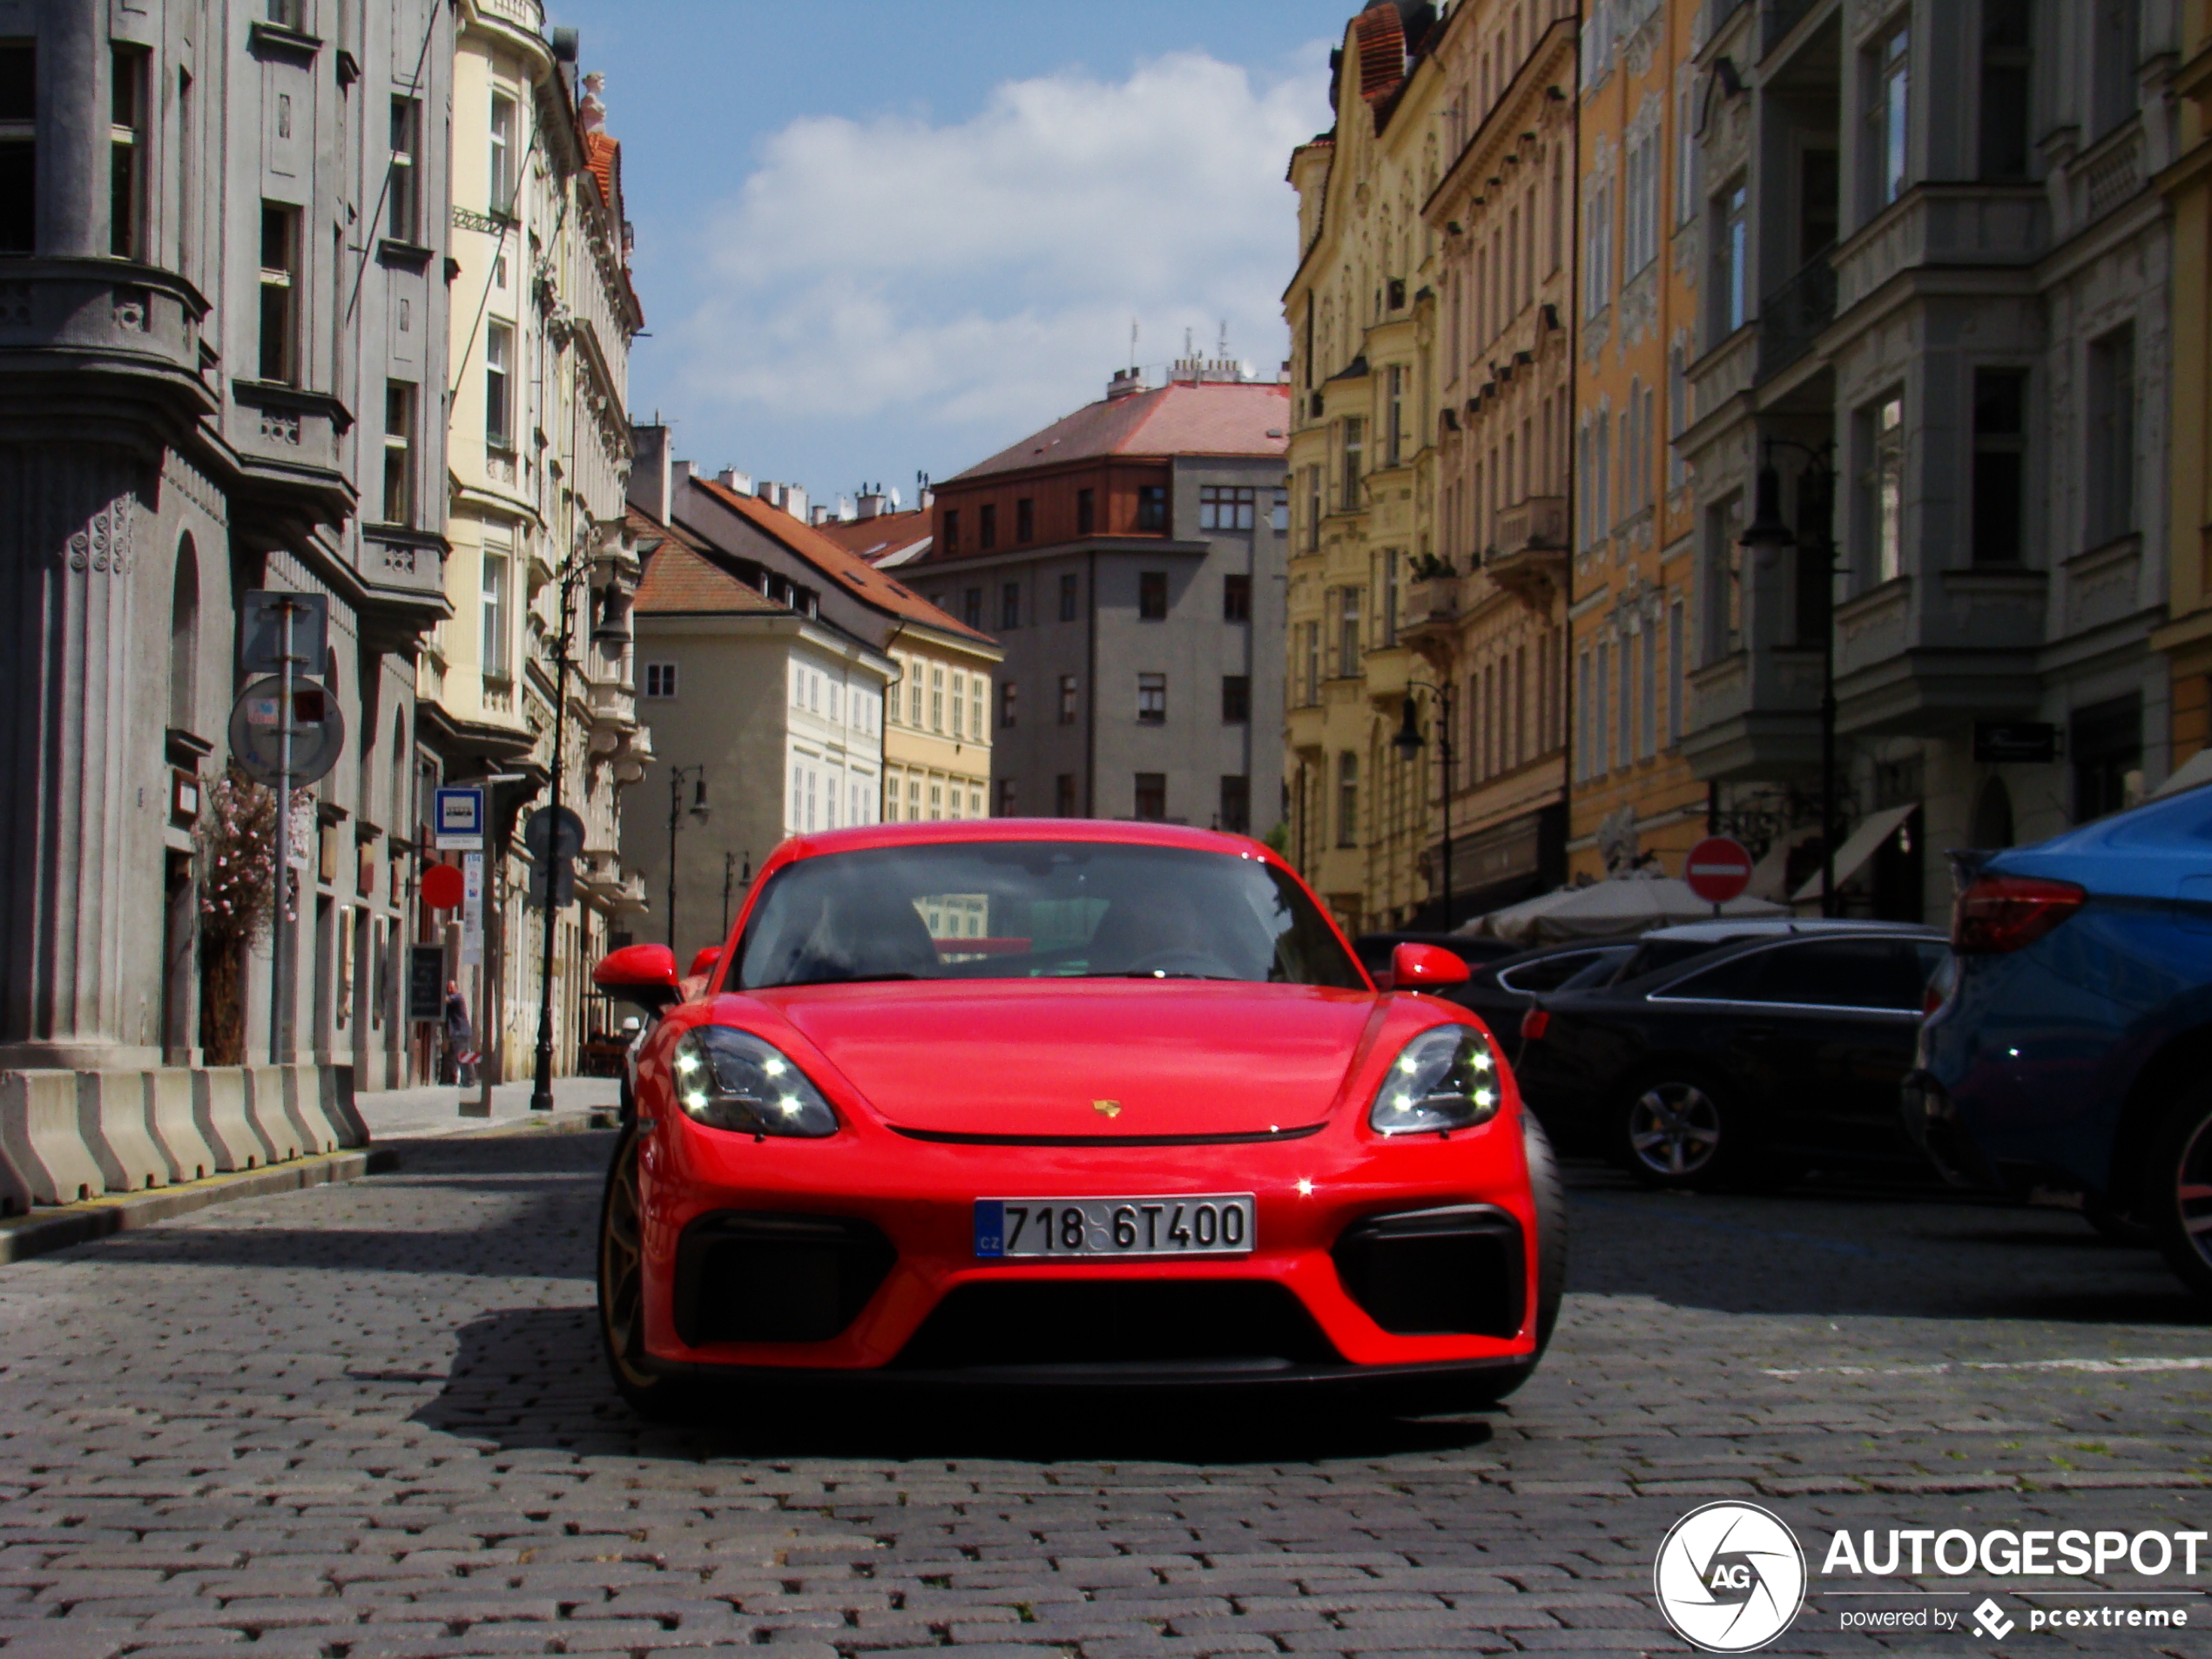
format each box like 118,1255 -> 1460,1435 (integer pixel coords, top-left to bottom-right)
1683,836 -> 1755,905
421,862 -> 466,910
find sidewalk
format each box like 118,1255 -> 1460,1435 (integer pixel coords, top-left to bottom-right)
353,1076 -> 623,1141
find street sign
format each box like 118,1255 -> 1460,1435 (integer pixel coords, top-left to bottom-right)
523,805 -> 585,862
420,862 -> 465,909
407,945 -> 445,1022
1973,721 -> 2058,764
434,787 -> 485,849
528,853 -> 577,911
239,591 -> 329,674
1684,836 -> 1756,906
227,675 -> 346,787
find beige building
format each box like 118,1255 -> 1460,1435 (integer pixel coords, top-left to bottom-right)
1284,3 -> 1447,934
420,5 -> 649,1080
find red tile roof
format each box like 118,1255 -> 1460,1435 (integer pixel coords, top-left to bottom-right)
951,380 -> 1291,483
629,507 -> 785,617
811,509 -> 933,564
1354,4 -> 1408,101
582,131 -> 621,219
687,477 -> 994,643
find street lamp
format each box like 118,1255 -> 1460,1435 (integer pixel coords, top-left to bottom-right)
666,765 -> 708,948
721,849 -> 752,939
1393,679 -> 1457,928
1738,439 -> 1839,917
529,545 -> 592,1115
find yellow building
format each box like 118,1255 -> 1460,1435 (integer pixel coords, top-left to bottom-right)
1284,4 -> 1447,934
2155,2 -> 2212,769
1411,0 -> 1578,919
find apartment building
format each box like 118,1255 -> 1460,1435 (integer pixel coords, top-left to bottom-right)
2155,2 -> 2212,767
1678,0 -> 2179,920
918,370 -> 1287,833
1564,0 -> 1710,883
1284,3 -> 1447,930
1411,0 -> 1580,919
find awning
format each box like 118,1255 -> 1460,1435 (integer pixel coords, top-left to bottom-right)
1791,803 -> 1917,906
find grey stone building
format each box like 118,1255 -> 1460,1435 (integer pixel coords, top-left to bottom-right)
915,368 -> 1292,833
1678,0 -> 2179,919
0,0 -> 453,1086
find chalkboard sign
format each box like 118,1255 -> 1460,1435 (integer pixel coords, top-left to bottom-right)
408,945 -> 445,1023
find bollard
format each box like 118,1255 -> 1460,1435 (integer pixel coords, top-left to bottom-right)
319,1064 -> 369,1150
191,1068 -> 260,1171
145,1068 -> 219,1184
75,1070 -> 170,1193
278,1064 -> 331,1156
0,1071 -> 106,1206
240,1066 -> 297,1163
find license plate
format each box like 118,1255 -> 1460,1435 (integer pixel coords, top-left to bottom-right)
974,1195 -> 1256,1258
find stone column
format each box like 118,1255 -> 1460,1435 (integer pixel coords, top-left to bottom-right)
40,3 -> 105,260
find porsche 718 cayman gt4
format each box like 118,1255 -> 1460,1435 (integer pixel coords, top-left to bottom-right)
591,819 -> 1563,1413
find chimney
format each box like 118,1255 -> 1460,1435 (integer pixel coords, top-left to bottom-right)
629,421 -> 672,520
671,457 -> 695,500
716,465 -> 754,496
856,491 -> 887,520
1106,366 -> 1147,400
785,486 -> 807,522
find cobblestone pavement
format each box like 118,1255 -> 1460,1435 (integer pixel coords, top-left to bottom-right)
1,1128 -> 2209,1658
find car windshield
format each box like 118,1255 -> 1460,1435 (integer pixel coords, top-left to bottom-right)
734,841 -> 1366,990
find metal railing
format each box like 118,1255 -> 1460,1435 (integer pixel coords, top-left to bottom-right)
1757,252 -> 1836,381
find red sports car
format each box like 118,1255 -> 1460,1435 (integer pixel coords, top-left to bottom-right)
591,819 -> 1563,1414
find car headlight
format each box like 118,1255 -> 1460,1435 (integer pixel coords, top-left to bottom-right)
1368,1026 -> 1503,1136
670,1027 -> 839,1138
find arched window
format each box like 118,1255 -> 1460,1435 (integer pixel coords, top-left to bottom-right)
168,536 -> 199,732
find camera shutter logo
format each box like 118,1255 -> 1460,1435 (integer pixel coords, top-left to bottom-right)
1653,1501 -> 1806,1653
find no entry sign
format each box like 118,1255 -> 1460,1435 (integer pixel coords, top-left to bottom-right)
1684,836 -> 1755,905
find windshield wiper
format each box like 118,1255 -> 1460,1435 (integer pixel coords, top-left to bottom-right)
1081,971 -> 1241,981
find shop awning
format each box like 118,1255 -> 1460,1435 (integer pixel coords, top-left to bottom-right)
1791,803 -> 1917,906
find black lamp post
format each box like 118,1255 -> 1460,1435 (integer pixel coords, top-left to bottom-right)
1738,439 -> 1839,916
529,547 -> 592,1115
666,765 -> 708,948
721,849 -> 752,939
1393,679 -> 1456,928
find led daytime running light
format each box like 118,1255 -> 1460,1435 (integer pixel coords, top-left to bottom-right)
1368,1026 -> 1505,1136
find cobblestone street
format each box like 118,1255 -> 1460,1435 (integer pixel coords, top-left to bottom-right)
1,1126 -> 2208,1658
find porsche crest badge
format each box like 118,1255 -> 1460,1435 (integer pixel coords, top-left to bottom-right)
1093,1099 -> 1122,1117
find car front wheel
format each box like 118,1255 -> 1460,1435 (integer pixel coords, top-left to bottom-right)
597,1123 -> 691,1420
1621,1069 -> 1740,1191
2147,1084 -> 2212,1301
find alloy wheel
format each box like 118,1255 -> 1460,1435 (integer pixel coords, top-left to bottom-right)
1629,1082 -> 1723,1180
598,1132 -> 651,1387
2175,1110 -> 2212,1272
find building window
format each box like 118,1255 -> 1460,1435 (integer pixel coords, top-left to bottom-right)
0,43 -> 33,254
381,381 -> 415,526
485,320 -> 513,448
266,0 -> 305,28
979,502 -> 997,550
1582,168 -> 1612,319
1219,775 -> 1251,834
1336,752 -> 1359,847
1015,497 -> 1034,541
1058,570 -> 1079,621
1224,574 -> 1251,622
1000,581 -> 1020,631
1866,24 -> 1910,212
971,677 -> 985,739
1055,773 -> 1076,816
942,509 -> 960,555
2088,326 -> 2136,543
258,203 -> 300,383
1639,616 -> 1658,761
907,672 -> 922,727
1200,485 -> 1258,530
1058,674 -> 1076,724
1386,366 -> 1405,466
1138,570 -> 1168,620
1221,675 -> 1250,724
1338,585 -> 1362,678
950,673 -> 966,740
2093,0 -> 2140,137
1712,181 -> 1747,340
644,662 -> 677,698
996,779 -> 1017,816
1380,550 -> 1399,648
1860,393 -> 1906,583
1302,622 -> 1319,706
1136,672 -> 1166,725
1595,640 -> 1612,772
1667,599 -> 1685,747
1340,418 -> 1364,509
1305,464 -> 1322,550
928,782 -> 942,821
962,588 -> 983,630
930,664 -> 944,731
1134,773 -> 1167,820
1271,489 -> 1289,531
2072,692 -> 2142,821
489,91 -> 516,214
1972,368 -> 2027,564
1980,1 -> 2033,179
1000,679 -> 1016,727
1076,489 -> 1096,536
388,98 -> 421,242
1136,484 -> 1168,532
482,550 -> 510,678
907,777 -> 921,818
110,48 -> 145,260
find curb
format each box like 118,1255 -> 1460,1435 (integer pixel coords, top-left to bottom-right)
0,1147 -> 401,1266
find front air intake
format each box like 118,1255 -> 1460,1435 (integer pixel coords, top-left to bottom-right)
894,1280 -> 1339,1371
672,1211 -> 894,1345
1332,1204 -> 1525,1339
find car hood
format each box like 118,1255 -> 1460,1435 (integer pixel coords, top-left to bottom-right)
753,980 -> 1379,1138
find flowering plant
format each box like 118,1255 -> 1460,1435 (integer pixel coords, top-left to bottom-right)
196,768 -> 307,1062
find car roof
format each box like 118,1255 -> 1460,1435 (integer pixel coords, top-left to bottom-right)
1608,924 -> 1948,994
1640,917 -> 1944,941
1486,935 -> 1643,969
778,818 -> 1272,860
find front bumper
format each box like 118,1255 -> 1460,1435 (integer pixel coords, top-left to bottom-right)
633,1109 -> 1541,1380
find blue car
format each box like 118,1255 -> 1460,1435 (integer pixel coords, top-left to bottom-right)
1905,785 -> 2212,1298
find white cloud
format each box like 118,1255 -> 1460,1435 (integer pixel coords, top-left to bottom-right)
665,49 -> 1328,469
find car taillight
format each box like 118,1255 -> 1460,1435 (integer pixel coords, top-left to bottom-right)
1952,873 -> 2087,954
1520,1006 -> 1550,1042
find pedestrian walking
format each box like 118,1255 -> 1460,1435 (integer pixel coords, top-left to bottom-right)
442,980 -> 475,1087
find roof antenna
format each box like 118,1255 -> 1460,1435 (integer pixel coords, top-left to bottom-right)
1217,319 -> 1229,360
1130,318 -> 1138,368
1184,326 -> 1194,358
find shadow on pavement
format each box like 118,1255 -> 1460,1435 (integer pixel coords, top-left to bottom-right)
416,1304 -> 1501,1465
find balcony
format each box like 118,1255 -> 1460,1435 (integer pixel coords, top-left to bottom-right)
1486,496 -> 1568,610
474,0 -> 544,37
1399,571 -> 1462,647
1757,253 -> 1836,382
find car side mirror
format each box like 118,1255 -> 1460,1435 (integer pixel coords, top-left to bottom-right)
594,942 -> 681,1013
688,946 -> 722,980
1391,942 -> 1472,990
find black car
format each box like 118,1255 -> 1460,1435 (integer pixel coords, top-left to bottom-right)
1351,930 -> 1521,982
1439,937 -> 1642,1037
1513,926 -> 1949,1189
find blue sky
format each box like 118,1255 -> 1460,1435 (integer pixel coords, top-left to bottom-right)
550,0 -> 1349,511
